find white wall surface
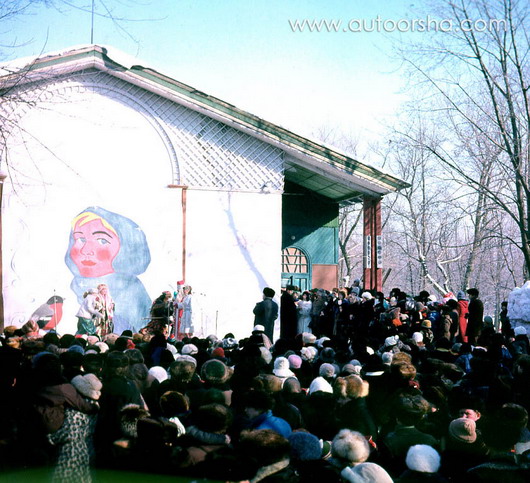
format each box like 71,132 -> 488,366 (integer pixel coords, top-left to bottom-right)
185,189 -> 282,339
1,71 -> 283,338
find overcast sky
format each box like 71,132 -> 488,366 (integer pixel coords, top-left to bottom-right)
4,0 -> 425,162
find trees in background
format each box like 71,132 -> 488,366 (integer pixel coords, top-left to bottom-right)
337,0 -> 530,316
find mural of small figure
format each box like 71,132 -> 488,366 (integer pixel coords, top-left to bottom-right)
95,283 -> 115,337
65,206 -> 151,334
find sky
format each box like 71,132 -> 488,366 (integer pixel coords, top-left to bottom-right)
2,0 -> 426,164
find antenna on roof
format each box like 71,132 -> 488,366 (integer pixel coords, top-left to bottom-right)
90,0 -> 95,44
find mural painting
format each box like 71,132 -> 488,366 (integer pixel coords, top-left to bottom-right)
64,206 -> 152,334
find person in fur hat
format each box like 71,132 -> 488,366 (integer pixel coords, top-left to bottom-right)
48,373 -> 102,483
397,444 -> 446,482
288,430 -> 339,482
328,429 -> 371,476
334,375 -> 377,440
239,429 -> 299,482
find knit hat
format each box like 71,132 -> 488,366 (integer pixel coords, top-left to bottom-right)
412,332 -> 424,343
273,357 -> 295,378
319,363 -> 336,378
421,320 -> 432,329
361,292 -> 373,300
288,431 -> 322,461
175,354 -> 197,366
87,335 -> 99,346
301,346 -> 318,362
302,332 -> 317,344
104,333 -> 119,346
341,463 -> 393,483
515,326 -> 527,336
457,291 -> 467,300
68,344 -> 85,355
252,325 -> 265,333
148,366 -> 168,383
308,376 -> 333,395
181,344 -> 198,355
320,347 -> 336,363
212,347 -> 225,358
449,417 -> 477,443
71,373 -> 102,400
384,335 -> 399,347
94,341 -> 109,353
381,352 -> 393,365
342,363 -> 361,376
201,359 -> 230,384
332,429 -> 370,464
288,354 -> 302,369
406,445 -> 441,473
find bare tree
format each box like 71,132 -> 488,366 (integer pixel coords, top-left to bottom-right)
397,0 -> 530,277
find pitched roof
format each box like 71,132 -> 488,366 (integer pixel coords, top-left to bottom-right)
0,45 -> 409,202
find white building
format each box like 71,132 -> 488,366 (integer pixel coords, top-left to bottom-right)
0,45 -> 407,338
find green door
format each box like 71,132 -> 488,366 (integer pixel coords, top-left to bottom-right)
281,247 -> 311,291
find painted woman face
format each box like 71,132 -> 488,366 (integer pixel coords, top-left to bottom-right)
70,218 -> 121,277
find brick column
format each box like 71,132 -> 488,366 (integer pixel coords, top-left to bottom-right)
363,195 -> 382,292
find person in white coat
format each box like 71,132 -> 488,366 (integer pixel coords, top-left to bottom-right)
76,288 -> 103,335
177,285 -> 194,339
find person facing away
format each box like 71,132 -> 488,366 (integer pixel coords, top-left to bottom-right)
253,287 -> 278,341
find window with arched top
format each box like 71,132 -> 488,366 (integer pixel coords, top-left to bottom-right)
281,247 -> 311,291
282,247 -> 308,273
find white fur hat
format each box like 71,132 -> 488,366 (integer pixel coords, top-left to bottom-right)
406,445 -> 441,473
148,366 -> 168,383
181,344 -> 198,355
302,332 -> 317,344
94,341 -> 109,353
301,346 -> 318,362
381,352 -> 393,365
319,363 -> 336,378
71,373 -> 102,400
384,335 -> 399,347
412,332 -> 424,343
273,357 -> 295,378
332,429 -> 370,464
341,463 -> 393,483
308,376 -> 333,395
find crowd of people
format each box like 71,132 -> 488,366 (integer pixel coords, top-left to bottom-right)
1,283 -> 530,482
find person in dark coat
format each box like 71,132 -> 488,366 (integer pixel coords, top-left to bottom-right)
280,286 -> 298,340
239,429 -> 300,482
95,352 -> 144,466
253,287 -> 279,342
466,288 -> 484,345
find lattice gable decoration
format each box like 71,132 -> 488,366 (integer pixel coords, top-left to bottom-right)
3,68 -> 284,192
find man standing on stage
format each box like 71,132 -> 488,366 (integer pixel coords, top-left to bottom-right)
253,287 -> 278,342
280,285 -> 298,340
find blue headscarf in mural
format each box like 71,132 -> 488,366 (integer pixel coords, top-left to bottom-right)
65,206 -> 152,333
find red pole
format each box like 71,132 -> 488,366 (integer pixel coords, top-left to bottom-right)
363,196 -> 383,293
